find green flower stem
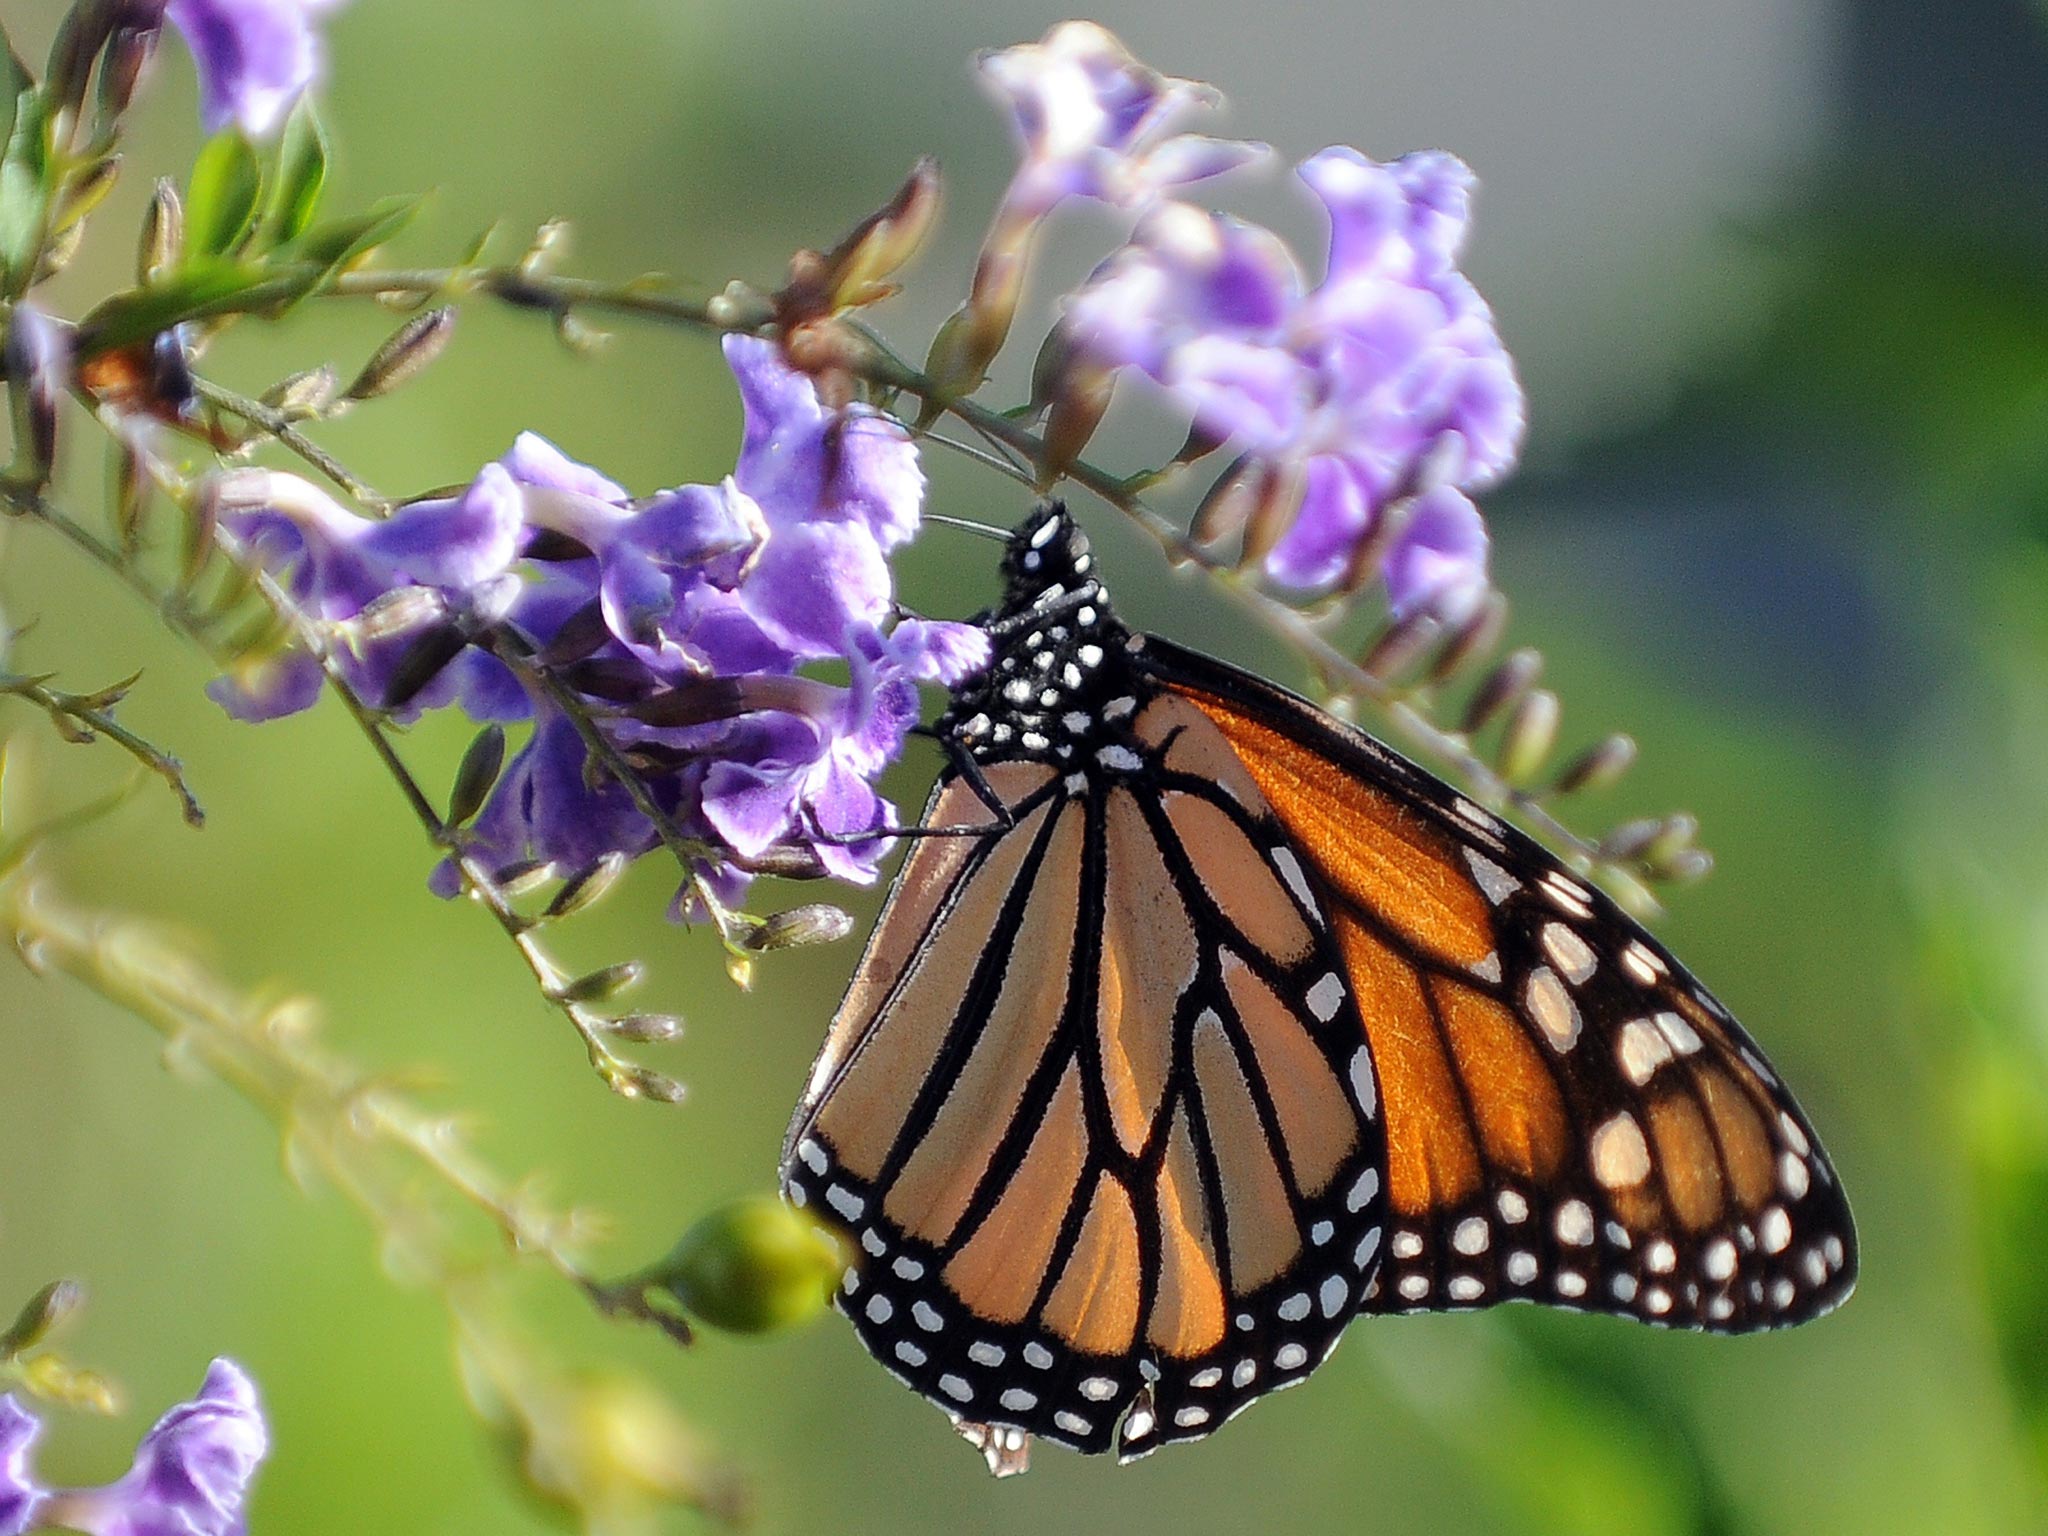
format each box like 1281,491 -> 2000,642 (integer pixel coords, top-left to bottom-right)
190,376 -> 385,508
0,669 -> 204,826
0,861 -> 735,1522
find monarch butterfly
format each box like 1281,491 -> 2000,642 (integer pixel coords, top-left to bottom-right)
781,500 -> 1854,1470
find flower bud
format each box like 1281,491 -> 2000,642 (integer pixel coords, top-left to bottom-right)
615,1064 -> 686,1103
1190,454 -> 1256,547
346,307 -> 455,400
139,178 -> 183,281
555,960 -> 645,1005
1552,732 -> 1637,796
56,155 -> 122,234
1496,687 -> 1560,787
260,364 -> 337,419
742,903 -> 854,951
823,156 -> 942,310
5,304 -> 70,484
447,724 -> 506,828
1596,816 -> 1664,865
1,1280 -> 85,1358
654,1197 -> 845,1334
96,19 -> 161,121
1038,364 -> 1113,491
1360,609 -> 1443,686
604,1012 -> 684,1043
1462,646 -> 1542,735
1640,812 -> 1701,876
544,852 -> 628,920
1427,590 -> 1509,685
1237,458 -> 1308,570
380,624 -> 471,710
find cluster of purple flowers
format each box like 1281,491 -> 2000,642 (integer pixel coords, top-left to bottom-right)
984,26 -> 1524,618
210,337 -> 987,897
1,1361 -> 266,1536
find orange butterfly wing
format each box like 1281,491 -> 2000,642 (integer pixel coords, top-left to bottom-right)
1148,639 -> 1857,1331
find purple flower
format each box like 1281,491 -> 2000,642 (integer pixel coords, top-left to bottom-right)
979,21 -> 1267,217
218,338 -> 986,898
0,1399 -> 43,1535
0,1359 -> 267,1536
166,0 -> 346,137
1061,147 -> 1525,614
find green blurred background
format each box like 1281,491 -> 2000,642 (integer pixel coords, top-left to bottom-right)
4,0 -> 2048,1530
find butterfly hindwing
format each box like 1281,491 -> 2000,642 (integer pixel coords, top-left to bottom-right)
1145,639 -> 1857,1332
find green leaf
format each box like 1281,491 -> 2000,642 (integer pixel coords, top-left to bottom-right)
0,82 -> 49,294
185,131 -> 262,257
285,195 -> 423,274
77,258 -> 292,354
262,98 -> 329,245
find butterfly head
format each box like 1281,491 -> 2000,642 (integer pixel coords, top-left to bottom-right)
937,502 -> 1132,764
997,500 -> 1101,612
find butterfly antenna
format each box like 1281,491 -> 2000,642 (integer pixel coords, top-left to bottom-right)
923,512 -> 1011,543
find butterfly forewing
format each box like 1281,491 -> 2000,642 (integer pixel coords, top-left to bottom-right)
782,513 -> 1389,1459
1149,647 -> 1857,1331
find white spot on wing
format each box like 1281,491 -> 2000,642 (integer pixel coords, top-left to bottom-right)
1464,848 -> 1520,905
1541,923 -> 1597,984
1591,1113 -> 1651,1188
1307,973 -> 1345,1023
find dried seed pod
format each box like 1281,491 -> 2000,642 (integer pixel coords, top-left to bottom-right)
347,307 -> 456,401
447,724 -> 507,828
1553,732 -> 1638,795
1496,687 -> 1560,786
1462,646 -> 1542,735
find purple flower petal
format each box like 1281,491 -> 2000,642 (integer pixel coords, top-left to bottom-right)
1382,485 -> 1490,620
979,22 -> 1265,213
358,465 -> 525,592
167,0 -> 347,137
499,431 -> 628,501
0,1398 -> 45,1536
737,520 -> 893,658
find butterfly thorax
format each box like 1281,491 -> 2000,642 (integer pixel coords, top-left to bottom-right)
936,503 -> 1137,767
